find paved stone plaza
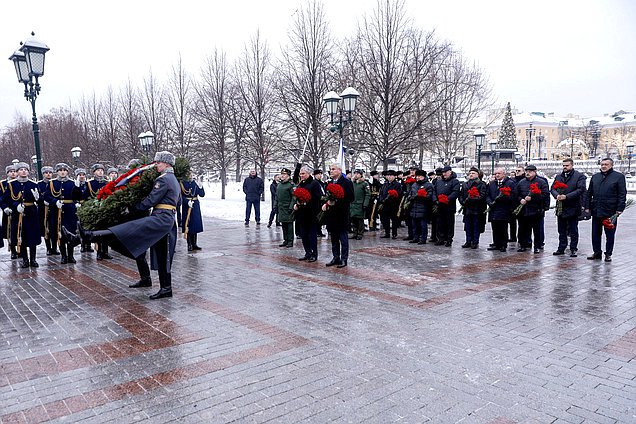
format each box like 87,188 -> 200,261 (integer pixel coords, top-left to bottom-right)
1,213 -> 635,423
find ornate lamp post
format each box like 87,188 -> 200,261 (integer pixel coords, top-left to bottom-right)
627,142 -> 635,174
323,87 -> 360,168
9,32 -> 50,180
489,139 -> 498,175
31,155 -> 37,166
12,159 -> 19,166
71,146 -> 82,166
138,131 -> 155,161
536,133 -> 544,160
525,123 -> 535,163
473,128 -> 485,170
570,131 -> 576,159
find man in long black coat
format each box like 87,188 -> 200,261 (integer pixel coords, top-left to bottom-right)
515,164 -> 549,253
378,170 -> 402,239
293,166 -> 323,262
323,164 -> 354,268
585,158 -> 627,262
243,170 -> 264,226
486,167 -> 516,252
551,158 -> 587,257
433,166 -> 460,247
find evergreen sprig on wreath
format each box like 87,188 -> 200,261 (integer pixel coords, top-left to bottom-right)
77,157 -> 190,230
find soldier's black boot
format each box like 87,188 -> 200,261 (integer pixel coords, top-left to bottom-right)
29,247 -> 39,268
10,245 -> 18,260
129,276 -> 152,288
20,250 -> 30,268
60,244 -> 68,264
45,239 -> 52,255
77,223 -> 113,244
100,244 -> 112,260
131,256 -> 152,287
149,273 -> 172,299
186,233 -> 193,251
67,244 -> 77,264
61,226 -> 81,248
192,234 -> 201,250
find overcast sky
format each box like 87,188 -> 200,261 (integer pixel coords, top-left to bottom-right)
1,0 -> 635,129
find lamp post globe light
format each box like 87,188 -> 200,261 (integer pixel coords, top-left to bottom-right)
473,128 -> 485,170
9,32 -> 50,180
12,159 -> 19,166
489,139 -> 498,175
71,146 -> 82,165
627,142 -> 635,174
138,131 -> 155,161
31,155 -> 37,165
322,87 -> 360,168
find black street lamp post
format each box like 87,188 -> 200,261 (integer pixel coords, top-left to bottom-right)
473,128 -> 485,170
570,131 -> 576,159
9,32 -> 50,180
138,131 -> 155,162
536,133 -> 544,160
525,123 -> 535,163
627,142 -> 635,174
71,146 -> 82,166
323,87 -> 360,168
489,139 -> 497,175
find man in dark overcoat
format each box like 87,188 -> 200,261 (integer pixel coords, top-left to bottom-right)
243,169 -> 264,226
551,158 -> 587,257
515,164 -> 549,253
486,167 -> 516,252
293,166 -> 323,262
378,170 -> 402,239
323,163 -> 354,268
433,166 -> 460,247
459,167 -> 487,249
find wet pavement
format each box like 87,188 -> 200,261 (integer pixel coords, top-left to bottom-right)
1,213 -> 635,423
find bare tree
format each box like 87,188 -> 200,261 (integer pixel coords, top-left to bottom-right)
226,83 -> 250,182
236,30 -> 279,195
100,86 -> 123,165
139,69 -> 166,153
276,0 -> 335,169
194,49 -> 234,198
118,78 -> 145,160
165,55 -> 196,159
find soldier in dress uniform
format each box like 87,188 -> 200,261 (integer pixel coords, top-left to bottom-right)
180,172 -> 205,251
4,162 -> 41,268
275,168 -> 295,248
400,166 -> 418,241
37,166 -> 55,255
1,165 -> 18,255
350,169 -> 371,240
378,170 -> 403,239
367,170 -> 382,231
85,163 -> 114,259
107,167 -> 119,182
66,151 -> 180,300
42,163 -> 83,264
75,168 -> 90,253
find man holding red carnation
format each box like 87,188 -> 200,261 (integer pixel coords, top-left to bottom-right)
585,158 -> 627,262
459,167 -> 487,249
486,167 -> 516,252
514,164 -> 549,253
323,164 -> 354,268
407,169 -> 436,244
293,166 -> 323,262
550,158 -> 587,257
433,166 -> 460,247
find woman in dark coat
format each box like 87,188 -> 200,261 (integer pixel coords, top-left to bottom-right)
459,167 -> 487,248
180,173 -> 205,251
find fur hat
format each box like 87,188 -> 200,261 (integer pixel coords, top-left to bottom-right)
91,163 -> 105,173
370,170 -> 379,176
154,151 -> 175,166
354,169 -> 365,175
441,165 -> 452,173
15,162 -> 30,171
5,165 -> 16,173
280,168 -> 291,175
75,168 -> 87,176
41,166 -> 54,174
55,163 -> 70,172
313,169 -> 323,176
106,167 -> 119,175
127,159 -> 142,168
385,169 -> 396,176
415,169 -> 426,177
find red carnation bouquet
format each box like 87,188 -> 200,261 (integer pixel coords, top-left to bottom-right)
513,182 -> 542,215
437,193 -> 449,205
96,167 -> 144,200
388,189 -> 399,199
552,180 -> 569,216
602,198 -> 633,229
417,188 -> 428,198
293,187 -> 312,206
467,186 -> 481,199
324,183 -> 345,201
404,176 -> 416,185
499,186 -> 512,197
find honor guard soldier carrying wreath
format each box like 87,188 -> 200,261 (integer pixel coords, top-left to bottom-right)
42,163 -> 83,264
3,162 -> 41,268
180,172 -> 205,251
65,151 -> 181,300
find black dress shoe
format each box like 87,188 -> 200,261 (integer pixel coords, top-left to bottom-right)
461,242 -> 472,248
487,246 -> 500,251
101,253 -> 113,260
604,254 -> 612,262
587,253 -> 602,260
130,278 -> 152,288
417,240 -> 426,245
326,258 -> 341,267
434,241 -> 445,246
444,241 -> 452,247
29,260 -> 39,268
20,259 -> 30,268
391,235 -> 397,239
11,253 -> 18,260
336,260 -> 348,268
409,239 -> 419,244
298,256 -> 310,261
533,248 -> 540,254
471,243 -> 478,249
279,242 -> 288,247
192,245 -> 202,251
267,222 -> 272,228
187,245 -> 193,251
569,249 -> 578,258
61,256 -> 68,264
403,237 -> 413,241
552,250 -> 565,256
517,247 -> 527,252
80,246 -> 87,253
307,256 -> 317,263
46,249 -> 53,256
149,287 -> 172,299
499,247 -> 507,252
68,257 -> 77,264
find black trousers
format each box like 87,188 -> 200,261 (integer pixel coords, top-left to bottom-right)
557,216 -> 579,251
436,212 -> 455,243
518,215 -> 543,249
330,229 -> 349,261
380,213 -> 399,236
491,220 -> 509,248
298,221 -> 318,258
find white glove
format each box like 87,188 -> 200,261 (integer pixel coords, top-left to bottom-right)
56,200 -> 63,209
17,204 -> 25,214
74,177 -> 81,187
188,200 -> 194,208
196,180 -> 203,189
31,188 -> 40,201
75,203 -> 81,209
43,200 -> 49,206
4,207 -> 12,215
123,207 -> 129,215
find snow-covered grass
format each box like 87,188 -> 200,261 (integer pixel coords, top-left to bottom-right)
199,181 -> 273,222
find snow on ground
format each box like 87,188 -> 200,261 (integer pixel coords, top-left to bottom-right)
199,181 -> 273,222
